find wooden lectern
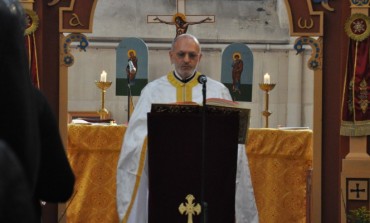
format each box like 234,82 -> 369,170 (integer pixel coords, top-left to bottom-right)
147,104 -> 248,223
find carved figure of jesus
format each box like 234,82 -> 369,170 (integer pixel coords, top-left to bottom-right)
154,13 -> 211,37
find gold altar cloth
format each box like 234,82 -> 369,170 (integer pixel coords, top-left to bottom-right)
66,124 -> 126,223
66,125 -> 312,223
246,128 -> 313,223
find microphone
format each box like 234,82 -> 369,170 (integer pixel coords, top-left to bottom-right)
128,60 -> 136,73
198,74 -> 207,84
198,74 -> 207,107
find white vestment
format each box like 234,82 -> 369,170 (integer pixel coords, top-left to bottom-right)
116,72 -> 259,223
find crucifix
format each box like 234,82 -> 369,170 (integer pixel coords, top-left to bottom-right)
147,0 -> 215,38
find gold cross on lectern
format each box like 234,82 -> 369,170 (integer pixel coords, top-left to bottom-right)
178,194 -> 202,223
147,0 -> 215,37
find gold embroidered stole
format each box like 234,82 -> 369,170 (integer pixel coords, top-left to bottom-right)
167,71 -> 201,102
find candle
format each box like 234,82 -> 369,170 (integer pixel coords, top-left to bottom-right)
263,73 -> 270,84
100,70 -> 107,82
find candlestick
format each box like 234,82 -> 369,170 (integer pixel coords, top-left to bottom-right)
263,73 -> 270,84
95,81 -> 112,120
100,70 -> 107,82
259,83 -> 276,128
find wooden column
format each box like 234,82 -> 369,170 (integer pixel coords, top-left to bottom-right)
340,3 -> 370,223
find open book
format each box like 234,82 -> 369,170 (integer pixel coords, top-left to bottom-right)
206,98 -> 241,107
151,98 -> 250,144
206,98 -> 250,144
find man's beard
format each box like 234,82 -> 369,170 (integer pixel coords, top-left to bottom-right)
175,64 -> 198,79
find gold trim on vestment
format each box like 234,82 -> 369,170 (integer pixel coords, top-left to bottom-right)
167,71 -> 201,102
122,137 -> 148,223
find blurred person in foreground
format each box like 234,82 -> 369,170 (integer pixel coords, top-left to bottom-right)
0,1 -> 75,222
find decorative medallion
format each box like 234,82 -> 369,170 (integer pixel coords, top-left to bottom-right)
345,13 -> 370,41
24,9 -> 39,35
350,0 -> 370,7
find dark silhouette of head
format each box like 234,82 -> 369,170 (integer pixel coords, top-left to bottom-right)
0,0 -> 41,190
0,0 -> 26,30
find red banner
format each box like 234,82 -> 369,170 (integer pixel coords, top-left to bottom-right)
25,35 -> 39,88
341,37 -> 370,136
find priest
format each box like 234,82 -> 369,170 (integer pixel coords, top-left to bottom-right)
116,34 -> 259,223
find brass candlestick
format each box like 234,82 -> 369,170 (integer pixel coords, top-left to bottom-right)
259,83 -> 276,128
95,81 -> 112,120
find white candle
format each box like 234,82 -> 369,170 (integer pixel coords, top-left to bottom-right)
263,73 -> 270,84
100,70 -> 107,82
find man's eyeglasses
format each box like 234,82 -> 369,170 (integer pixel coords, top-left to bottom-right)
176,52 -> 199,59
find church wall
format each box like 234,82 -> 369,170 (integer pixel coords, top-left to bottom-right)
91,0 -> 289,42
68,43 -> 313,128
66,0 -> 301,126
302,52 -> 314,129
